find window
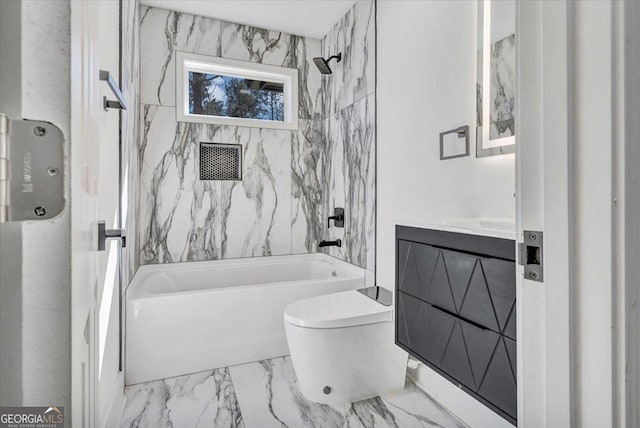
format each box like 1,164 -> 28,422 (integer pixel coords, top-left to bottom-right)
176,52 -> 298,130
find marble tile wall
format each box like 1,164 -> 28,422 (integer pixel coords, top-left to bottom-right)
137,1 -> 375,271
321,0 -> 376,118
319,0 -> 376,273
138,5 -> 322,264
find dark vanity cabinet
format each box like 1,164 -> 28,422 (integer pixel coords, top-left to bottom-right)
395,225 -> 517,424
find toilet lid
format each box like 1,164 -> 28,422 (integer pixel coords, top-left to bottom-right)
284,289 -> 393,328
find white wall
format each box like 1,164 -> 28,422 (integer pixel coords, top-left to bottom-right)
376,2 -> 515,427
0,0 -> 71,411
376,0 -> 515,289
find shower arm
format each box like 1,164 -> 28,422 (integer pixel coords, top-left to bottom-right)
328,53 -> 342,64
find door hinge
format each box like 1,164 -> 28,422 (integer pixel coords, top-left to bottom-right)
0,114 -> 64,223
518,230 -> 543,282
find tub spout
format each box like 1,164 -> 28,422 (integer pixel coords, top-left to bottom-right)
319,239 -> 342,248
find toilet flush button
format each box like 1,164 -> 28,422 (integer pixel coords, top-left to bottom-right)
323,386 -> 332,395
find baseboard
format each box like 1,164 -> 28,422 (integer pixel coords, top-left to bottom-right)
408,360 -> 515,428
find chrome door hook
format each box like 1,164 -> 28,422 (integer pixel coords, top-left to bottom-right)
97,220 -> 126,251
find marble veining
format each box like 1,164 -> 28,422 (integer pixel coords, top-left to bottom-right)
139,105 -> 224,264
138,5 -> 321,265
122,356 -> 468,428
321,0 -> 375,117
291,119 -> 325,253
322,94 -> 375,269
316,0 -> 376,271
229,356 -> 469,428
219,127 -> 291,259
140,6 -> 222,107
137,1 -> 376,272
121,368 -> 244,428
140,5 -> 321,120
139,104 -> 296,263
490,34 -> 516,139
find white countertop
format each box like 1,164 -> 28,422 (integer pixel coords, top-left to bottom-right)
396,217 -> 516,240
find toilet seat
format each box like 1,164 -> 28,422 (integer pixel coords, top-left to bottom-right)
284,289 -> 393,329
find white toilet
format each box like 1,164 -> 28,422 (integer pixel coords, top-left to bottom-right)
284,288 -> 408,405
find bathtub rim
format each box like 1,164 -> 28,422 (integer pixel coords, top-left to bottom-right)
127,253 -> 365,299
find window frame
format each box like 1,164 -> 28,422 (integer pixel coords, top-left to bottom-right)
176,51 -> 299,130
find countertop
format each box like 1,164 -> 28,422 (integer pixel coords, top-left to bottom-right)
396,217 -> 516,241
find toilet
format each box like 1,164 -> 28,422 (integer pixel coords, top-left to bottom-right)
284,288 -> 408,405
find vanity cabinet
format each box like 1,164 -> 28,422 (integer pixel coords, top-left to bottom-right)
395,225 -> 517,424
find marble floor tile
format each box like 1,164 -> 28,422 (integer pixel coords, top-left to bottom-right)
228,356 -> 469,428
121,356 -> 467,428
228,356 -> 347,428
377,382 -> 470,428
121,368 -> 244,428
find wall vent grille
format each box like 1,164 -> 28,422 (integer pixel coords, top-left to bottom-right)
199,143 -> 242,180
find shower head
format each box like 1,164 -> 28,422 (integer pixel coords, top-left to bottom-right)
313,53 -> 342,75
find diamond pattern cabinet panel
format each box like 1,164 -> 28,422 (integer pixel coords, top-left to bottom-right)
396,291 -> 417,347
478,338 -> 517,417
458,262 -> 501,332
459,321 -> 501,390
426,252 -> 458,313
503,302 -> 516,340
478,337 -> 518,419
504,336 -> 517,380
426,300 -> 457,365
397,292 -> 455,365
395,226 -> 517,425
439,317 -> 476,390
481,258 -> 517,333
441,249 -> 477,311
397,292 -> 429,359
400,239 -> 515,335
398,241 -> 428,301
412,243 -> 441,299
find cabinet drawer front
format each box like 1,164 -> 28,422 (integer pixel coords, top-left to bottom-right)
397,292 -> 455,366
398,239 -> 516,335
477,335 -> 517,419
397,292 -> 517,421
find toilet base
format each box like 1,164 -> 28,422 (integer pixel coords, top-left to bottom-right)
285,320 -> 408,405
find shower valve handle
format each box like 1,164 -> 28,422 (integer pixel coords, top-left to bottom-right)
327,208 -> 344,228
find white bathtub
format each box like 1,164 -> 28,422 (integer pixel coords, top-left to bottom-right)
125,253 -> 364,385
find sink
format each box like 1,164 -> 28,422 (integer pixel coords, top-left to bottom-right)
479,219 -> 515,231
397,217 -> 516,240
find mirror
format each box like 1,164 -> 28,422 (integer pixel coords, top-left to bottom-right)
476,0 -> 516,157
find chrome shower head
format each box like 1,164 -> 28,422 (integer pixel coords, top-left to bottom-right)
313,53 -> 342,74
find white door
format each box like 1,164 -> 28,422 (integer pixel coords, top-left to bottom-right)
70,0 -> 124,426
516,1 -> 573,427
517,1 -> 633,427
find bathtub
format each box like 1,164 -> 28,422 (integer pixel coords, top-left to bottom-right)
125,253 -> 364,385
